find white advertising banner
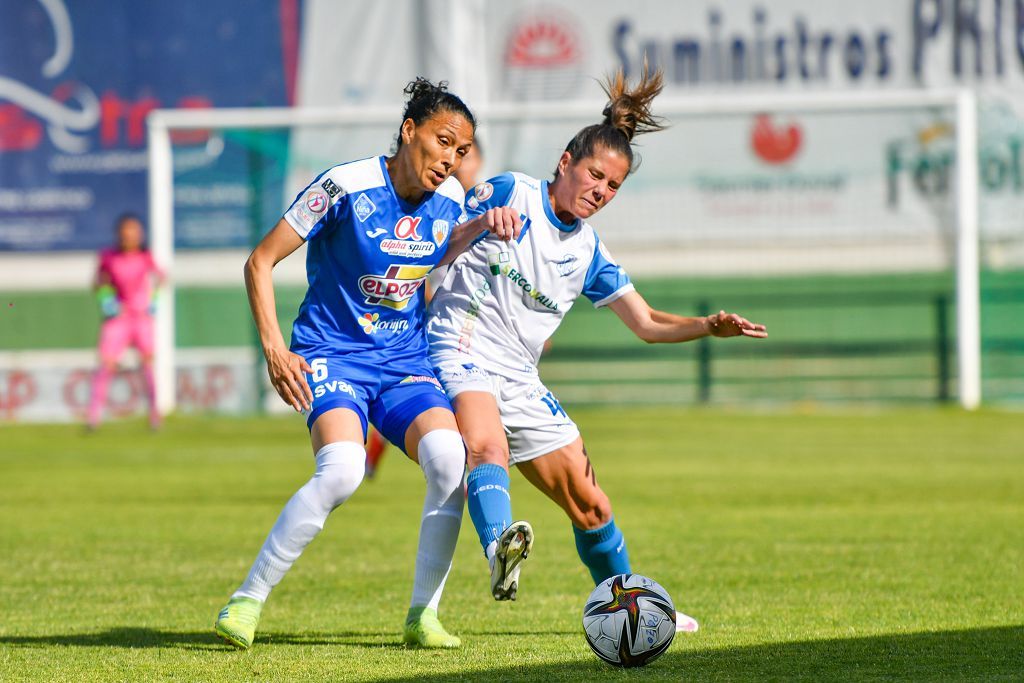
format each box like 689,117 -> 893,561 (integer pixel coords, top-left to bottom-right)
295,1 -> 1023,273
0,351 -> 263,423
482,0 -> 1024,99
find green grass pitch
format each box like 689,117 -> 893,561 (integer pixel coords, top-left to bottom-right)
1,408 -> 1021,681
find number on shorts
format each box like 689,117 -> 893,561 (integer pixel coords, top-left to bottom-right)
540,390 -> 567,418
311,358 -> 328,382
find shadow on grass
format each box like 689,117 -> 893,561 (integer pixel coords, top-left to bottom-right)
1,625 -> 1019,680
0,628 -> 406,650
378,625 -> 1024,682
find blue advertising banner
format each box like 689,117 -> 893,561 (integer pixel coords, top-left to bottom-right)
0,0 -> 296,251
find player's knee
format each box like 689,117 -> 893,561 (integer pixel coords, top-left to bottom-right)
464,440 -> 507,468
571,492 -> 613,530
418,429 -> 466,500
311,441 -> 365,509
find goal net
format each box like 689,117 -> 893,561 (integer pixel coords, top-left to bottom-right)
141,89 -> 1024,416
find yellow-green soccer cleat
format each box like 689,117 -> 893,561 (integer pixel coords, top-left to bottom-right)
214,596 -> 263,649
403,606 -> 461,648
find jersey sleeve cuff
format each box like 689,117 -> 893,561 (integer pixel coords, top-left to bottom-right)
283,212 -> 311,240
591,282 -> 635,308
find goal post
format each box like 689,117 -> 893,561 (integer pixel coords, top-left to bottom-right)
146,88 -> 983,413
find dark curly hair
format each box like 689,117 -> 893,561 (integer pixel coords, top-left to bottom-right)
396,78 -> 476,149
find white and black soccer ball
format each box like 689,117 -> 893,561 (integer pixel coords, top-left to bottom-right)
581,574 -> 676,668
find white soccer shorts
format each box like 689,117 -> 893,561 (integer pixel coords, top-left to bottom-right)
432,358 -> 580,465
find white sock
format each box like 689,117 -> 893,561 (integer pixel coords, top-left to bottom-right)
485,540 -> 497,562
409,429 -> 466,612
233,441 -> 365,602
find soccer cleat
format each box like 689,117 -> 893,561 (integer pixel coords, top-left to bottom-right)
675,611 -> 699,633
490,520 -> 534,601
214,596 -> 263,649
403,606 -> 461,648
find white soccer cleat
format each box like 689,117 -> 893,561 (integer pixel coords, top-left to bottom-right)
675,611 -> 699,633
490,520 -> 533,601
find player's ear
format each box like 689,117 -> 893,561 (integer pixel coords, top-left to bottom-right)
557,151 -> 572,176
400,118 -> 416,147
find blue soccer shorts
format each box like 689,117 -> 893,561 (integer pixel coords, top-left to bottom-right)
300,348 -> 452,453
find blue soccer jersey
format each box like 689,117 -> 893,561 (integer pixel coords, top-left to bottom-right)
283,156 -> 465,358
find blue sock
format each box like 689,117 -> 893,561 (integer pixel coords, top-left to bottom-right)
466,463 -> 512,553
574,518 -> 631,584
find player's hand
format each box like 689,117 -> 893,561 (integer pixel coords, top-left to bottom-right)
264,345 -> 314,412
476,207 -> 522,242
705,310 -> 767,338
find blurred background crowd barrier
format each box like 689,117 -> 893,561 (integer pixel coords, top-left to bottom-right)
1,0 -> 1021,421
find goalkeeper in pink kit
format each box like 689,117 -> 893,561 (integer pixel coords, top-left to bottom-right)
87,214 -> 165,430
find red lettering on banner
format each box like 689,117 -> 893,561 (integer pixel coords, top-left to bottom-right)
0,371 -> 37,419
168,96 -> 213,146
177,365 -> 235,409
62,368 -> 141,418
0,104 -> 44,151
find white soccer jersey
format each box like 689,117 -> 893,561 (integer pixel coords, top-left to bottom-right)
427,172 -> 634,376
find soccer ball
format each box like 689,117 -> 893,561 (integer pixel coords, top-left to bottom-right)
581,574 -> 676,668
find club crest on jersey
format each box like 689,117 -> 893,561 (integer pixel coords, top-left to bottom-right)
306,191 -> 327,214
394,215 -> 423,240
358,264 -> 431,310
474,182 -> 493,202
353,193 -> 376,222
432,220 -> 450,246
556,253 -> 580,276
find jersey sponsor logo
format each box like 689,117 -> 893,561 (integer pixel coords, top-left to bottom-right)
306,191 -> 327,214
358,264 -> 431,310
432,219 -> 450,246
398,375 -> 444,391
556,253 -> 580,276
358,312 -> 410,335
312,379 -> 357,400
320,177 -> 341,198
488,252 -> 559,311
394,215 -> 423,240
353,193 -> 376,222
456,280 -> 492,353
474,182 -> 493,202
379,238 -> 436,258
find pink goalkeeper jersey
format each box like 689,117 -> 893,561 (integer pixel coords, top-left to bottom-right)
97,249 -> 162,315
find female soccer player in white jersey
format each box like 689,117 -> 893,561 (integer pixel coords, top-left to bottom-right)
214,79 -> 520,650
426,66 -> 766,629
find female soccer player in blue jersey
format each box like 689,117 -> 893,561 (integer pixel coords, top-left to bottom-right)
426,66 -> 766,630
215,79 -> 520,650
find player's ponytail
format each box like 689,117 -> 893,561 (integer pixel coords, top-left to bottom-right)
397,77 -> 476,149
556,61 -> 665,177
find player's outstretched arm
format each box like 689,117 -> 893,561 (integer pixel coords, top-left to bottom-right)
607,290 -> 767,344
244,218 -> 313,412
438,207 -> 522,266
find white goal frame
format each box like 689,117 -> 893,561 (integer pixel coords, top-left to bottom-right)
147,89 -> 981,413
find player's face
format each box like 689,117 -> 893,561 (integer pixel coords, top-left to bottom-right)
117,219 -> 144,251
454,144 -> 482,192
553,146 -> 630,219
401,112 -> 475,192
